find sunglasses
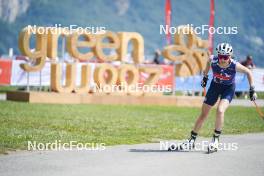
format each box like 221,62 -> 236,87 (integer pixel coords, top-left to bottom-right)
218,54 -> 230,60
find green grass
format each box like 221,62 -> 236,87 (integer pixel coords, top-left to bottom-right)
0,86 -> 18,94
0,101 -> 264,154
257,92 -> 264,99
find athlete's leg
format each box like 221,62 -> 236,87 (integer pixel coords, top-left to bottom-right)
193,103 -> 212,133
168,82 -> 218,151
207,99 -> 229,153
215,99 -> 230,131
169,103 -> 213,151
215,83 -> 235,131
192,82 -> 219,133
208,85 -> 234,153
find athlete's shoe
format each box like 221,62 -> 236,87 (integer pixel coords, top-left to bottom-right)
168,138 -> 195,151
207,136 -> 219,153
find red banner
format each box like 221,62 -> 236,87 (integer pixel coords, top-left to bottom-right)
0,59 -> 12,85
208,0 -> 215,54
165,0 -> 172,45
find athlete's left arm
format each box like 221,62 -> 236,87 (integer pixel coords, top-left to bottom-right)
236,62 -> 254,86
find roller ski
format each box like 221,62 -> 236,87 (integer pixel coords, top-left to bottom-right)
207,132 -> 220,154
168,138 -> 195,151
168,131 -> 197,151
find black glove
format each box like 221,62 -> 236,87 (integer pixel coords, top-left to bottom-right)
249,86 -> 257,101
201,76 -> 208,88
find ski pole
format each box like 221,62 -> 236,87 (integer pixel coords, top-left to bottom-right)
253,100 -> 264,120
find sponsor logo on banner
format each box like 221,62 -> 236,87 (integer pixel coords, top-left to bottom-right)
10,61 -> 174,92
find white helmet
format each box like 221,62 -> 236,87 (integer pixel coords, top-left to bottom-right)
216,43 -> 233,55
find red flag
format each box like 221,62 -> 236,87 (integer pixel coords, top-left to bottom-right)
165,0 -> 172,45
204,0 -> 215,96
208,0 -> 215,54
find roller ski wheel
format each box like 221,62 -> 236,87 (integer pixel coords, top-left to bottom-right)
207,137 -> 219,154
207,146 -> 218,154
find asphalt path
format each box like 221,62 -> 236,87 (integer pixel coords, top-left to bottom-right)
0,133 -> 264,176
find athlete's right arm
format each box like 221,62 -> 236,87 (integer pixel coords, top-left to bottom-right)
203,58 -> 211,76
201,54 -> 212,88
